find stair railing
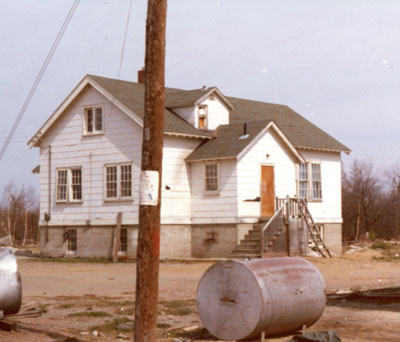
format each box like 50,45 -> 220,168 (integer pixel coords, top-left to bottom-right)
260,196 -> 290,255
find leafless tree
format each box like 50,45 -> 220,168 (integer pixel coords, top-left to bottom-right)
0,181 -> 39,246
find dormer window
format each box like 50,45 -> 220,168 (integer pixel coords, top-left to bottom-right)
84,105 -> 104,135
198,105 -> 208,129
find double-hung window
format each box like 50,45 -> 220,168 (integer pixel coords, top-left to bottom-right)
56,168 -> 82,203
105,163 -> 133,200
311,163 -> 322,200
297,162 -> 322,200
84,105 -> 104,135
204,162 -> 219,193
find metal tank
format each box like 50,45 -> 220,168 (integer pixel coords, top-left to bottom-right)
196,257 -> 326,340
0,248 -> 22,315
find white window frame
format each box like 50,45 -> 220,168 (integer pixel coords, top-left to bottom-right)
83,105 -> 104,135
198,104 -> 208,129
297,163 -> 309,199
203,161 -> 220,195
296,162 -> 322,201
104,162 -> 134,201
311,163 -> 322,200
56,167 -> 83,203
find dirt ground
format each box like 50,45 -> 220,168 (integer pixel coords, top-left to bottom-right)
1,248 -> 400,342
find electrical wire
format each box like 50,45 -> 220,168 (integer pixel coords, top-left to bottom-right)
0,0 -> 80,161
105,0 -> 134,127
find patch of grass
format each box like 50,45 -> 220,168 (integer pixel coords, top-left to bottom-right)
39,303 -> 50,313
28,258 -> 114,263
56,303 -> 76,309
157,322 -> 171,329
164,327 -> 216,340
159,299 -> 196,316
371,240 -> 396,250
68,310 -> 112,318
90,317 -> 133,333
372,253 -> 400,261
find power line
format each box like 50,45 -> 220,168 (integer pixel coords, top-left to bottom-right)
105,0 -> 133,127
0,0 -> 80,161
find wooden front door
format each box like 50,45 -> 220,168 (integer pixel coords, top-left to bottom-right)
261,165 -> 275,218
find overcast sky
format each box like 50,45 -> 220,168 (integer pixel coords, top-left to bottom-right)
1,0 -> 400,191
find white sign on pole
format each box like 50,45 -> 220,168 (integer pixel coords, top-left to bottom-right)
139,170 -> 159,206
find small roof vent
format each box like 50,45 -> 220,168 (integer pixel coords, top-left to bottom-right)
239,123 -> 249,140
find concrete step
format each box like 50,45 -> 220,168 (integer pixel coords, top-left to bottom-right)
232,246 -> 260,253
228,254 -> 262,259
240,239 -> 260,247
244,234 -> 261,241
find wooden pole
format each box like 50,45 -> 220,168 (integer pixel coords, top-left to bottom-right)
134,1 -> 167,341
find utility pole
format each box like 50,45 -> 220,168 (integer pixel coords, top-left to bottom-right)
134,1 -> 167,342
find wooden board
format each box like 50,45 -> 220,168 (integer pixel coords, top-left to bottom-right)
112,212 -> 122,262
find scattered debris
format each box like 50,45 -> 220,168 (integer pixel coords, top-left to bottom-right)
288,330 -> 341,342
116,332 -> 130,339
182,325 -> 199,332
0,236 -> 11,247
117,322 -> 134,330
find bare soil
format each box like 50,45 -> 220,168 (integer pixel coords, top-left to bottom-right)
1,249 -> 400,341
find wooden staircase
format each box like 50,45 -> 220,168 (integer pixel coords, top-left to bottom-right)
229,197 -> 332,259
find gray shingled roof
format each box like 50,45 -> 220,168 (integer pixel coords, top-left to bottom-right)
186,120 -> 273,161
228,97 -> 350,153
89,75 -> 350,153
90,75 -> 213,138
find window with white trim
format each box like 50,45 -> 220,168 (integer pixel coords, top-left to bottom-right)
84,105 -> 104,135
105,163 -> 133,200
56,168 -> 82,203
297,162 -> 322,200
298,163 -> 308,198
311,163 -> 322,200
198,105 -> 208,129
205,162 -> 219,192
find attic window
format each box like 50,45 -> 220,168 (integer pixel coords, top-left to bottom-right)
198,105 -> 208,129
209,94 -> 215,101
84,105 -> 104,135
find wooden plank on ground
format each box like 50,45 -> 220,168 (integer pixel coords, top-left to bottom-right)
0,320 -> 16,331
112,212 -> 123,262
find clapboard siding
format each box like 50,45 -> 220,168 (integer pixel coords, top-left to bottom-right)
300,150 -> 342,223
190,159 -> 238,224
237,128 -> 297,218
38,85 -> 202,226
199,95 -> 230,130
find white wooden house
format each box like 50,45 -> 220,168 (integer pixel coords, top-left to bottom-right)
28,74 -> 350,259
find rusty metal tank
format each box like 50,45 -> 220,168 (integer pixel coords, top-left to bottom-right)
196,257 -> 326,340
0,248 -> 22,315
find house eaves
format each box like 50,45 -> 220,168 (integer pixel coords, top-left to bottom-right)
27,75 -> 144,148
186,120 -> 305,163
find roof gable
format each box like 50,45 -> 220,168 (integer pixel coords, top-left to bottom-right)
165,86 -> 234,110
186,120 -> 305,163
28,75 -> 213,147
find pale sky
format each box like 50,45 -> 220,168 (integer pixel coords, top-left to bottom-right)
1,0 -> 400,191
